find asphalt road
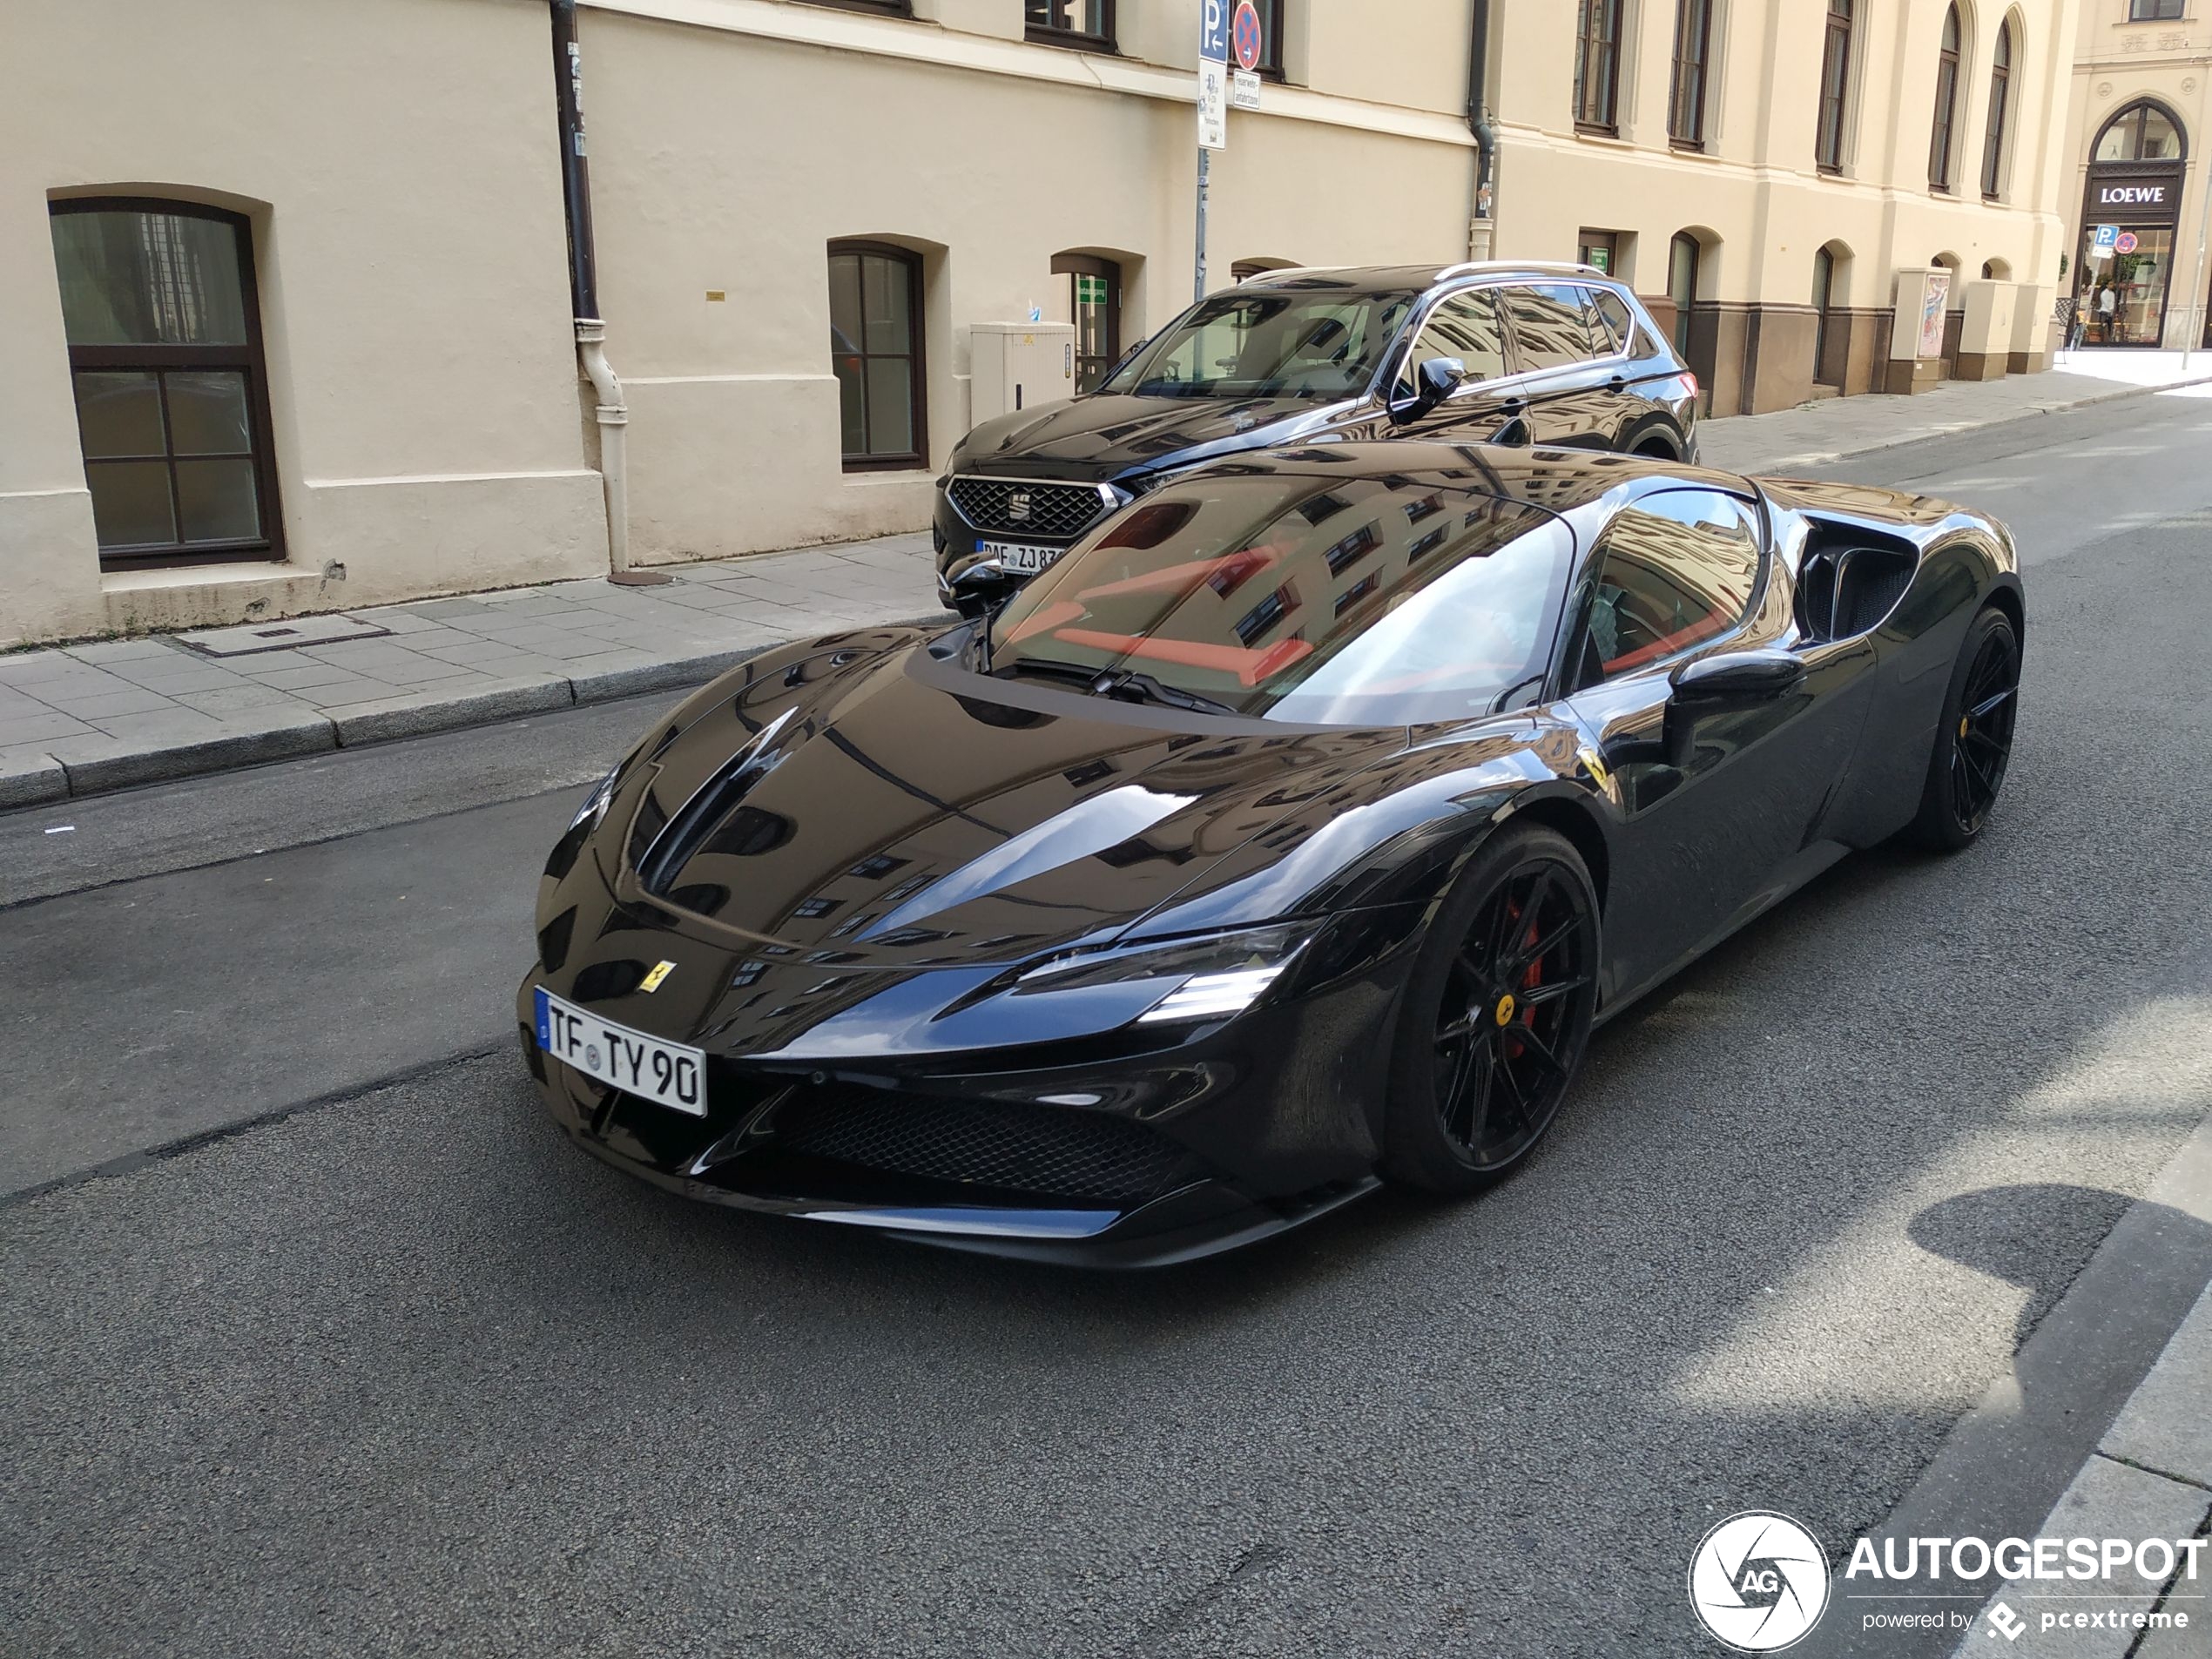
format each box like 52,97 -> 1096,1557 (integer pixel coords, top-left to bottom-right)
5,393 -> 2212,1657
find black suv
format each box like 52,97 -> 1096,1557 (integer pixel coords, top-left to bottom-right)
934,261 -> 1699,608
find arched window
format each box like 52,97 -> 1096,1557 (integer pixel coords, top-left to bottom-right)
1575,0 -> 1623,133
1668,232 -> 1703,355
49,198 -> 281,569
1980,17 -> 2013,197
1669,0 -> 1716,149
827,241 -> 927,470
1929,4 -> 1962,192
2093,99 -> 2183,163
1811,245 -> 1847,388
1817,0 -> 1854,172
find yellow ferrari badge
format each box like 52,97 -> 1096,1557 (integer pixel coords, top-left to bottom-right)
1579,745 -> 1613,792
640,960 -> 677,994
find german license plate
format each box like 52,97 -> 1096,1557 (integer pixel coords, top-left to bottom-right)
980,539 -> 1064,577
534,988 -> 705,1116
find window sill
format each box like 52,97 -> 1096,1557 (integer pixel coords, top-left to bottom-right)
1668,137 -> 1710,154
101,555 -> 292,591
841,461 -> 932,482
1574,121 -> 1622,139
790,0 -> 913,14
1023,27 -> 1116,54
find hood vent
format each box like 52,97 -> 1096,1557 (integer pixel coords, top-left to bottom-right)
634,711 -> 796,896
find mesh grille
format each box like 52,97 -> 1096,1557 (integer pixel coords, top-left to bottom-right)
948,477 -> 1111,540
773,1086 -> 1191,1204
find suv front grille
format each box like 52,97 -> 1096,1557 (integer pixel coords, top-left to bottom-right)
773,1085 -> 1194,1204
948,476 -> 1112,541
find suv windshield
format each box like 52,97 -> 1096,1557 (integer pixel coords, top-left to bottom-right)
1098,287 -> 1420,402
986,473 -> 1575,726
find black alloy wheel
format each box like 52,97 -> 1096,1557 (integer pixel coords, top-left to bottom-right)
1912,606 -> 2021,850
1385,826 -> 1601,1195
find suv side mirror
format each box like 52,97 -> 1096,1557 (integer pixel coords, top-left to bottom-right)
949,563 -> 1022,621
1390,355 -> 1465,425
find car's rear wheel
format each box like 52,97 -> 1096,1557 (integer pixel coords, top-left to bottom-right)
1909,605 -> 2020,851
1382,826 -> 1600,1195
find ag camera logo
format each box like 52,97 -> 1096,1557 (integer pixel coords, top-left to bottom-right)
1689,1512 -> 1831,1651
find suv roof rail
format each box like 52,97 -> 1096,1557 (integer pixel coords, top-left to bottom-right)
1237,264 -> 1350,283
1433,260 -> 1609,281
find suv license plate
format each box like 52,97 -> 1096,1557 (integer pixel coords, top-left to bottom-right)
980,540 -> 1064,577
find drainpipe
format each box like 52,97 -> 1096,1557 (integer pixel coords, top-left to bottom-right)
1466,0 -> 1496,260
550,0 -> 667,585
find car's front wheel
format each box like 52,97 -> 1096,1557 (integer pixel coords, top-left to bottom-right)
1908,604 -> 2021,851
1382,826 -> 1601,1195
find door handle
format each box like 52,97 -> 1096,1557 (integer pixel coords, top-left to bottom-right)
1605,374 -> 1629,394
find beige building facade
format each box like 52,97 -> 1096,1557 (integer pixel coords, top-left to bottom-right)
1486,0 -> 2078,413
4,0 -> 2080,650
2060,0 -> 2212,348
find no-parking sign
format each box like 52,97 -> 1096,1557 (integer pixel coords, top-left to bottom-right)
1232,0 -> 1264,71
2116,231 -> 2141,254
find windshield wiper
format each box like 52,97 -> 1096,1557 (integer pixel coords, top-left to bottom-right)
995,658 -> 1238,717
1093,670 -> 1239,717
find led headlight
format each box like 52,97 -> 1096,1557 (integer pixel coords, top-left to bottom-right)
1015,922 -> 1313,1026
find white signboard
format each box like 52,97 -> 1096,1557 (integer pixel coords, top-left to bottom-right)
1231,70 -> 1262,111
1197,60 -> 1228,149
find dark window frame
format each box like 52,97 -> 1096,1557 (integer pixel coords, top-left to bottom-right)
51,196 -> 284,571
1669,0 -> 1716,149
1929,3 -> 1962,192
2128,0 -> 2185,19
1667,232 -> 1703,357
1574,0 -> 1623,134
2093,98 -> 2188,161
1024,0 -> 1116,51
1980,17 -> 2013,198
1255,0 -> 1287,79
1052,252 -> 1122,394
1817,0 -> 1855,173
827,239 -> 928,473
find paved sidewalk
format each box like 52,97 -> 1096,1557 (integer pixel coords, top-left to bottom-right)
7,352 -> 2212,808
0,535 -> 937,807
1949,1280 -> 2212,1656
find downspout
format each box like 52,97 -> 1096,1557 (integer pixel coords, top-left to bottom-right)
550,0 -> 666,585
1466,0 -> 1496,260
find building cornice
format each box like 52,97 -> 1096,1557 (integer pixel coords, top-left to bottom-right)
583,0 -> 1476,148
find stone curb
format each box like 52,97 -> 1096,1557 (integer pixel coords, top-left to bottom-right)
2,617 -> 944,806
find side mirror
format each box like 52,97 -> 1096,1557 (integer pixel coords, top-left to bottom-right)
1389,356 -> 1465,425
1658,649 -> 1806,767
949,563 -> 1022,621
1669,649 -> 1806,704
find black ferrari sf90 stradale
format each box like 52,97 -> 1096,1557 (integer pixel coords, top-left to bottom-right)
520,442 -> 2022,1265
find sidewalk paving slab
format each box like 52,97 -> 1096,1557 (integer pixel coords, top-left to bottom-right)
5,364 -> 2212,806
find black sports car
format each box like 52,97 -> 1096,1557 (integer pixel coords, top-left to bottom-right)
520,442 -> 2021,1265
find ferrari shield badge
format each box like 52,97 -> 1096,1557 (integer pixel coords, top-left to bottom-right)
640,960 -> 678,994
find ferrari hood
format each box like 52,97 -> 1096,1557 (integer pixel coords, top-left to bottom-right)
955,394 -> 1357,483
603,645 -> 1410,971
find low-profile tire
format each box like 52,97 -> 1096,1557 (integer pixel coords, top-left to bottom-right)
1381,826 -> 1601,1196
1907,604 -> 2021,852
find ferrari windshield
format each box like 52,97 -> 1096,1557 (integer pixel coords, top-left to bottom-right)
1098,288 -> 1421,401
985,472 -> 1576,726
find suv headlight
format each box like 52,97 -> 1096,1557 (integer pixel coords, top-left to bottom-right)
1014,922 -> 1314,1025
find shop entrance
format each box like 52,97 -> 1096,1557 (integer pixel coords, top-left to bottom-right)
2076,100 -> 2187,347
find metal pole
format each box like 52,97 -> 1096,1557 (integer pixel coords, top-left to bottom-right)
1193,147 -> 1211,304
